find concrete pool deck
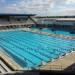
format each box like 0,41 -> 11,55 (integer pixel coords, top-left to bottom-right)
0,49 -> 25,72
40,51 -> 75,70
21,28 -> 75,40
0,28 -> 75,40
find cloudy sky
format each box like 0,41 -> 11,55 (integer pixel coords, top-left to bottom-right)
0,0 -> 75,16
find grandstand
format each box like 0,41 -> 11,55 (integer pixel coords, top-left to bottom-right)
0,14 -> 37,30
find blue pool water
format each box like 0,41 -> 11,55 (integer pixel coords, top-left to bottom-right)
0,30 -> 75,69
41,28 -> 75,36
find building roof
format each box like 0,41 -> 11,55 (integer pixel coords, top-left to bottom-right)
56,18 -> 75,21
0,14 -> 35,16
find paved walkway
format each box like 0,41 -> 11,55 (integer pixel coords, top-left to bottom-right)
40,52 -> 75,70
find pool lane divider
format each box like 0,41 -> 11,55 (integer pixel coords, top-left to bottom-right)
0,28 -> 75,40
21,28 -> 75,40
0,50 -> 25,71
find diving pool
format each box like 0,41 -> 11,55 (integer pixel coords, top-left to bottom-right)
0,30 -> 75,69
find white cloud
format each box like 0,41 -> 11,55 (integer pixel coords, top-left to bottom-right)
56,7 -> 75,16
0,0 -> 75,16
66,0 -> 75,4
1,0 -> 55,16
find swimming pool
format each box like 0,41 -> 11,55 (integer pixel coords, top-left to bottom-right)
41,28 -> 75,36
0,30 -> 75,69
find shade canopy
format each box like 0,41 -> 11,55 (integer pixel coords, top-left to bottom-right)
0,14 -> 35,17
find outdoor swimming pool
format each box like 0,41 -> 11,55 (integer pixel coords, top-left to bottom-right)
0,30 -> 75,69
41,28 -> 75,36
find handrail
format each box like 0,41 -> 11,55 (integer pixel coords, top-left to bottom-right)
49,65 -> 63,70
40,64 -> 65,70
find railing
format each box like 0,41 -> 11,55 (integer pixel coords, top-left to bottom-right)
49,65 -> 64,70
40,65 -> 65,70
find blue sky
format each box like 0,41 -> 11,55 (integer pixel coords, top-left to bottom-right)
0,0 -> 75,16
